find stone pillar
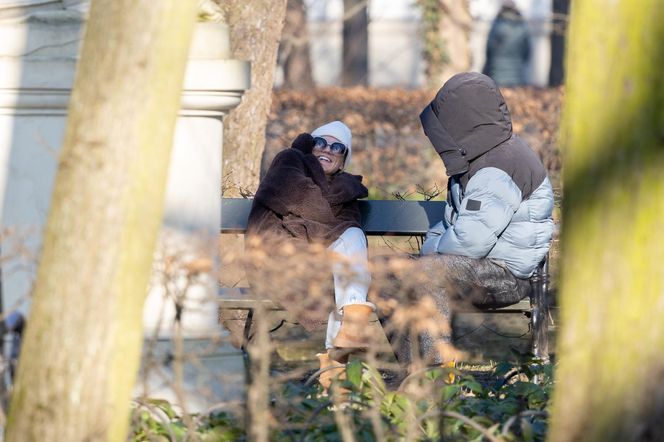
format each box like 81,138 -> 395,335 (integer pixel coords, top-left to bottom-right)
0,4 -> 249,341
0,6 -> 85,318
144,23 -> 251,338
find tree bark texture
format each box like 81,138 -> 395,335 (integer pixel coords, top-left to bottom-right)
220,0 -> 287,196
5,1 -> 197,440
548,1 -> 664,441
417,0 -> 471,89
342,0 -> 369,86
437,0 -> 471,86
280,0 -> 314,90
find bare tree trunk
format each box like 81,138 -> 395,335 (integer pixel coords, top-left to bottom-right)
548,0 -> 569,86
5,1 -> 197,440
548,1 -> 664,441
437,0 -> 471,84
342,0 -> 368,86
418,0 -> 471,89
220,0 -> 287,196
281,0 -> 314,89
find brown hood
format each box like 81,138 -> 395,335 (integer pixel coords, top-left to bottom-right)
420,72 -> 513,176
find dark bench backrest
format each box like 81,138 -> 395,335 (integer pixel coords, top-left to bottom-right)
221,198 -> 447,236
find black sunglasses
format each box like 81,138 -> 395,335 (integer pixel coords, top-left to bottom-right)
313,137 -> 348,156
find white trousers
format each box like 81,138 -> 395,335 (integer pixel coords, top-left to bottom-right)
325,227 -> 373,349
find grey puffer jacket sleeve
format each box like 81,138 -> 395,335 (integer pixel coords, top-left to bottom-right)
422,167 -> 521,257
421,167 -> 554,278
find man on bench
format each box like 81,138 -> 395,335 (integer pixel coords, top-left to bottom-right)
375,72 -> 554,371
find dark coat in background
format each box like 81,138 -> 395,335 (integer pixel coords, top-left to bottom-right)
245,143 -> 368,331
482,5 -> 531,86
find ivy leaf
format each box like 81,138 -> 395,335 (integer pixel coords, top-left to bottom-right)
346,359 -> 363,388
361,362 -> 386,395
384,392 -> 410,420
441,384 -> 463,402
301,398 -> 322,409
460,378 -> 483,395
170,422 -> 187,439
146,398 -> 178,420
510,381 -> 541,398
493,361 -> 515,378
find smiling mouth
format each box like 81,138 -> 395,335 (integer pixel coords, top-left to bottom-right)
317,155 -> 332,163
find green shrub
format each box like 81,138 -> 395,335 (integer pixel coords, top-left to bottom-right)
129,398 -> 244,441
129,358 -> 553,441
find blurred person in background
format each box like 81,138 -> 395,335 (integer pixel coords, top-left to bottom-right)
377,72 -> 554,372
246,121 -> 375,389
482,0 -> 531,86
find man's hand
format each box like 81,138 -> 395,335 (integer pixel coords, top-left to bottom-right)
291,133 -> 314,154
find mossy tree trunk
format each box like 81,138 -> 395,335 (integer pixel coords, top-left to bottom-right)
219,0 -> 287,195
5,1 -> 197,440
418,0 -> 471,89
437,0 -> 471,85
549,1 -> 664,441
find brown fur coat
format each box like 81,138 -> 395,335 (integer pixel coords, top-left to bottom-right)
247,148 -> 367,246
244,146 -> 368,331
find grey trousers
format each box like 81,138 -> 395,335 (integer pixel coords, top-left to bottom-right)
373,254 -> 532,366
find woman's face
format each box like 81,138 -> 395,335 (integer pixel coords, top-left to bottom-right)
312,135 -> 345,176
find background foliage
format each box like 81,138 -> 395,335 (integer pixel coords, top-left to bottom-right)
129,358 -> 553,441
250,86 -> 562,199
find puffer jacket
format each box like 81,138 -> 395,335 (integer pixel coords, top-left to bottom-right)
419,72 -> 554,279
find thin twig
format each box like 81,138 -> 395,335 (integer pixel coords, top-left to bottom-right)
441,410 -> 503,442
481,323 -> 531,339
364,353 -> 387,441
304,363 -> 347,388
131,399 -> 179,442
341,0 -> 370,22
331,384 -> 356,442
299,400 -> 333,442
398,365 -> 454,392
190,400 -> 245,428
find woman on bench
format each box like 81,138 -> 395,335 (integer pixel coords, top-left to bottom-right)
245,121 -> 375,388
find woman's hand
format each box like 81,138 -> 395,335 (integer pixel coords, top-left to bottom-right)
291,133 -> 314,154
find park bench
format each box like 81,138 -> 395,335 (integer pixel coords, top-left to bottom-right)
219,198 -> 551,361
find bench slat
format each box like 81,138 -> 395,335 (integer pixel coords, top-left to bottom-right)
218,287 -> 532,314
221,198 -> 446,236
218,287 -> 282,310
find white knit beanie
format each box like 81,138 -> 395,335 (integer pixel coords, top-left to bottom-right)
311,120 -> 352,170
